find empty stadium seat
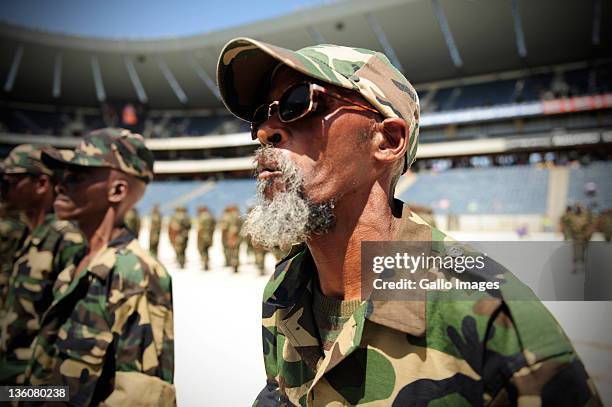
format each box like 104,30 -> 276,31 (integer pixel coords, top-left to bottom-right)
398,165 -> 549,214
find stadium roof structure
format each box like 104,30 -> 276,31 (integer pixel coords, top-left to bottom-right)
0,0 -> 609,110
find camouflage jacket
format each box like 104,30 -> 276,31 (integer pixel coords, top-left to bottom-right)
0,214 -> 27,308
197,212 -> 216,246
255,203 -> 602,406
26,228 -> 175,406
168,213 -> 191,244
0,213 -> 85,384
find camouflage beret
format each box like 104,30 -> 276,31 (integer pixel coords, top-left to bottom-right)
3,144 -> 54,176
41,128 -> 154,183
217,37 -> 420,172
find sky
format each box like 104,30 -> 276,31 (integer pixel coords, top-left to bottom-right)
0,0 -> 333,39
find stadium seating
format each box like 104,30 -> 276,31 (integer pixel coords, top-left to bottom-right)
136,178 -> 257,217
566,162 -> 612,210
398,165 -> 549,214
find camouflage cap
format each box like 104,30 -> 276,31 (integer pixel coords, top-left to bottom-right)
41,128 -> 154,183
217,37 -> 420,171
3,144 -> 54,176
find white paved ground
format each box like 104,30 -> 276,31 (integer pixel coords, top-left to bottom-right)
139,228 -> 611,406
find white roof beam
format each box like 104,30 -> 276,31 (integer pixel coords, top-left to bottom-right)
189,56 -> 220,100
52,52 -> 62,98
90,55 -> 106,102
124,56 -> 148,104
592,0 -> 601,45
307,26 -> 326,44
511,0 -> 527,58
431,0 -> 463,68
157,56 -> 187,104
365,12 -> 404,73
4,44 -> 24,92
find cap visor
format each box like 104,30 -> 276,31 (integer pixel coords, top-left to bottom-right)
40,149 -> 80,170
217,37 -> 354,122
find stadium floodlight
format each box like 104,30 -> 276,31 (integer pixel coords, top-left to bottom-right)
124,55 -> 148,104
365,13 -> 404,73
511,0 -> 527,58
4,44 -> 23,93
157,56 -> 188,104
431,0 -> 463,68
52,52 -> 62,99
90,55 -> 106,102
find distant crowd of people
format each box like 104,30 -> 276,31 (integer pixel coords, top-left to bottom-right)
124,204 -> 288,275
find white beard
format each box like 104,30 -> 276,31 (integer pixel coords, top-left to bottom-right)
243,145 -> 335,250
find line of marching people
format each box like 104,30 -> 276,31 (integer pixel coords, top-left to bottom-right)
128,204 -> 287,275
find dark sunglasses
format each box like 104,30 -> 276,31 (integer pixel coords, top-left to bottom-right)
250,82 -> 380,140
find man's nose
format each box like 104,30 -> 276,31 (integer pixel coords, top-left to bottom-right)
54,181 -> 66,195
255,119 -> 289,147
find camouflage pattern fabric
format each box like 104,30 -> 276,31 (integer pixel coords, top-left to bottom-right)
220,209 -> 242,272
254,201 -> 602,406
41,128 -> 154,183
409,203 -> 436,228
2,144 -> 53,176
196,209 -> 216,270
124,207 -> 141,238
0,210 -> 27,309
168,207 -> 191,268
566,207 -> 596,266
217,38 -> 420,171
598,209 -> 612,242
559,209 -> 572,240
26,228 -> 175,405
149,207 -> 162,255
0,214 -> 85,384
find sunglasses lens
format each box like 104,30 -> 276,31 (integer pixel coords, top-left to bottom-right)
279,83 -> 311,122
252,104 -> 269,124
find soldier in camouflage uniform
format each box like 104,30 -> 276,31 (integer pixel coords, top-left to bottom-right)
217,38 -> 602,406
26,128 -> 175,405
196,205 -> 216,270
0,203 -> 26,309
559,205 -> 573,240
597,209 -> 612,242
124,206 -> 141,238
566,203 -> 596,273
0,144 -> 86,385
0,161 -> 28,308
223,205 -> 243,273
219,206 -> 231,266
149,203 -> 162,255
168,206 -> 191,268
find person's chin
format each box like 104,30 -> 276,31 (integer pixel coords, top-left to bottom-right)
53,199 -> 77,220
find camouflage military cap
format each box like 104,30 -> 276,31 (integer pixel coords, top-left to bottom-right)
41,128 -> 154,182
3,144 -> 54,176
217,37 -> 420,171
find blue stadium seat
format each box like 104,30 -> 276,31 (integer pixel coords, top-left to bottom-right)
398,165 -> 549,214
136,179 -> 257,217
567,162 -> 612,210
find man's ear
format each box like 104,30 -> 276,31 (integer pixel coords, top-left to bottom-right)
372,117 -> 409,166
108,178 -> 129,203
34,174 -> 51,195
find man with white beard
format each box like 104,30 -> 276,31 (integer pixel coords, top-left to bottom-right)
217,38 -> 601,406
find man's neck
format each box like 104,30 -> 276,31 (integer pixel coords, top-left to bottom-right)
79,209 -> 123,263
23,204 -> 51,232
307,185 -> 401,301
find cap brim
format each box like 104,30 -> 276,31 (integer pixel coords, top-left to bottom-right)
40,148 -> 83,170
217,37 -> 355,122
